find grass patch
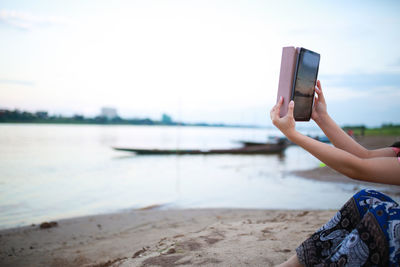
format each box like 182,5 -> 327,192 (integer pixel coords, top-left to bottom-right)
342,124 -> 400,136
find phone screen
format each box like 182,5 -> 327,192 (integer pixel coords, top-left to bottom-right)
292,48 -> 320,121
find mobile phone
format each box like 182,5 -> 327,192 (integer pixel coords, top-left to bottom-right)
291,48 -> 320,121
276,47 -> 320,121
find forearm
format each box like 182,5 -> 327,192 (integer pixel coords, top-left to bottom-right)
286,131 -> 400,184
314,114 -> 371,158
287,131 -> 362,179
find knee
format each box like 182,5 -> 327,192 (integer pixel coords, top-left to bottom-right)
353,189 -> 393,203
353,189 -> 375,199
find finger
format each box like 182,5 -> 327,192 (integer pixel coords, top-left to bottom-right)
271,96 -> 283,121
272,96 -> 283,112
315,86 -> 323,101
315,81 -> 326,103
270,107 -> 276,122
275,96 -> 283,115
271,96 -> 282,111
317,80 -> 322,91
315,80 -> 321,94
313,94 -> 319,107
270,101 -> 278,118
278,96 -> 283,105
270,100 -> 278,119
287,100 -> 295,119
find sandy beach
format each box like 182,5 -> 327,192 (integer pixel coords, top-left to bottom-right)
1,135 -> 399,267
1,208 -> 336,267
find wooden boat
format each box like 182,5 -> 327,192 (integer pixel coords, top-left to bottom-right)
237,137 -> 291,147
236,141 -> 268,147
113,143 -> 287,155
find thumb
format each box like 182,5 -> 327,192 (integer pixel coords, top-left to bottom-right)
287,100 -> 295,118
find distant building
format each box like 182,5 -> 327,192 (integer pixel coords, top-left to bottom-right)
161,113 -> 172,124
101,107 -> 118,120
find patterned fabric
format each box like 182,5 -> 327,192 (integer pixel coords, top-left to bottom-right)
296,189 -> 400,266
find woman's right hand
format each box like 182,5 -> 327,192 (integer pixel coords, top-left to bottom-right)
311,80 -> 328,123
270,96 -> 297,140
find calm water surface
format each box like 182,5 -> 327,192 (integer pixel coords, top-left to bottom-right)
0,124 -> 397,229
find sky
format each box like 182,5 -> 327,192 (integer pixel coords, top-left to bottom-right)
0,0 -> 399,127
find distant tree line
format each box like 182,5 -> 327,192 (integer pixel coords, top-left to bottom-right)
0,109 -> 248,128
342,124 -> 400,136
0,109 -> 179,125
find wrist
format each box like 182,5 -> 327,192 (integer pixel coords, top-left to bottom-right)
314,112 -> 330,126
285,129 -> 300,142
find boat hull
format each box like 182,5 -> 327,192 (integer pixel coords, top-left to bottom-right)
113,144 -> 287,155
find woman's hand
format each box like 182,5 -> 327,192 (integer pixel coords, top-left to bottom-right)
270,96 -> 297,139
311,80 -> 328,123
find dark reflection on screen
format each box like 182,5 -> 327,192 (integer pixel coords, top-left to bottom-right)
293,49 -> 320,120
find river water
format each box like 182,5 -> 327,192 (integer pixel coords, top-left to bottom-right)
0,124 -> 396,229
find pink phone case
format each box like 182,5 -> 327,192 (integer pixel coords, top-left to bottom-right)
276,47 -> 299,117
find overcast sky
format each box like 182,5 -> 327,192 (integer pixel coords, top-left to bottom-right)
0,0 -> 399,127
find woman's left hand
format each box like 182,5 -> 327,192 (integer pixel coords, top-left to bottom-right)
270,96 -> 297,139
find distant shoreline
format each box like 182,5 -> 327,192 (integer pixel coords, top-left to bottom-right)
0,121 -> 264,129
0,109 -> 263,128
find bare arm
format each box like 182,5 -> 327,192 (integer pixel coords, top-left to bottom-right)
288,131 -> 400,185
312,81 -> 394,158
315,113 -> 394,158
270,97 -> 400,185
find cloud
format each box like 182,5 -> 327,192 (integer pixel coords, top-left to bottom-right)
327,86 -> 400,127
324,86 -> 370,102
317,72 -> 400,125
321,72 -> 400,91
0,9 -> 72,31
0,79 -> 35,86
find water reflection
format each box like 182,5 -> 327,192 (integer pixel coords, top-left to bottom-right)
1,124 -> 394,230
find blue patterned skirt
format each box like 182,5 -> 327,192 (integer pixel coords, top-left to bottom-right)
296,189 -> 400,266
